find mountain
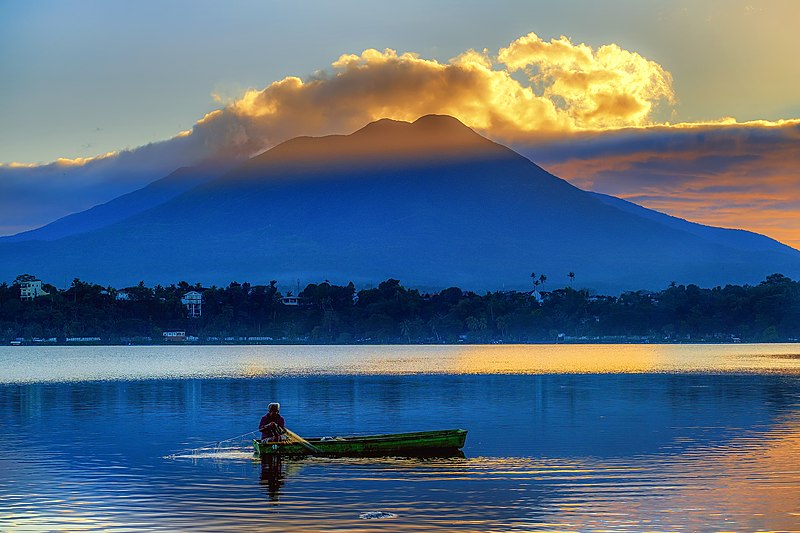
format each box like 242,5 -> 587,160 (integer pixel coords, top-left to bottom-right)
0,163 -> 227,243
1,115 -> 798,292
590,192 -> 797,255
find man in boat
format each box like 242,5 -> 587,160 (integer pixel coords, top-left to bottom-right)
258,402 -> 287,442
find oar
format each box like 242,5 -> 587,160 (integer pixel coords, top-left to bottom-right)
283,427 -> 323,454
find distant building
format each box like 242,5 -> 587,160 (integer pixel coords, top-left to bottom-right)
163,331 -> 186,342
181,291 -> 203,317
20,279 -> 48,300
281,296 -> 306,306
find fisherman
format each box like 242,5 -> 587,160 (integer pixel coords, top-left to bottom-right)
259,402 -> 286,442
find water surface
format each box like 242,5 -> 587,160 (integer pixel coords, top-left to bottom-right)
1,344 -> 799,531
2,343 -> 800,384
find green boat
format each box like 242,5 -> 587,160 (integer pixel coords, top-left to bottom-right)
253,429 -> 467,457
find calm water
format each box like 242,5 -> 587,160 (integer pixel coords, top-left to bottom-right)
1,345 -> 799,532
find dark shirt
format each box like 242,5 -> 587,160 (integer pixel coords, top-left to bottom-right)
259,412 -> 285,439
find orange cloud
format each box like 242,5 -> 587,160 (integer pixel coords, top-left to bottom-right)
187,34 -> 676,155
536,120 -> 800,248
498,33 -> 675,128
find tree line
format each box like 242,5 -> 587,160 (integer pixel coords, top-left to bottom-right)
2,273 -> 799,344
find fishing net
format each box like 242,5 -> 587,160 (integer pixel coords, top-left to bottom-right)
165,426 -> 321,459
164,430 -> 260,459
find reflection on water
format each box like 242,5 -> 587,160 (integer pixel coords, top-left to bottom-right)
260,456 -> 285,501
2,343 -> 800,384
1,346 -> 799,530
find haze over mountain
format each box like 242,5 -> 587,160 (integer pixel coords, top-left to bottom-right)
2,115 -> 798,293
0,165 -> 226,243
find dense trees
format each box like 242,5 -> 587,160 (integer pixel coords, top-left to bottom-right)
2,274 -> 800,344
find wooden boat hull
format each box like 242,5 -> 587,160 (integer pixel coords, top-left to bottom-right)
253,429 -> 467,457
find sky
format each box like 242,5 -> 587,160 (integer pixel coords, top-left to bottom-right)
1,0 -> 799,245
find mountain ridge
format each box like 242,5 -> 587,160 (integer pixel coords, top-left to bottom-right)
0,115 -> 797,293
0,162 -> 231,243
590,191 -> 797,254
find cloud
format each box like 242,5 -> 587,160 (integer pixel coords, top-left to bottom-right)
188,32 -> 676,153
530,120 -> 800,248
498,33 -> 675,128
0,138 -> 229,235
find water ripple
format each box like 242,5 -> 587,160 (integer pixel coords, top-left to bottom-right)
1,354 -> 799,531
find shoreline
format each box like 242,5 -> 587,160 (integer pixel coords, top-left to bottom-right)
5,339 -> 796,347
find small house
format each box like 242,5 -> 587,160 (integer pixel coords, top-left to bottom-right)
20,279 -> 48,300
280,296 -> 306,306
181,291 -> 203,317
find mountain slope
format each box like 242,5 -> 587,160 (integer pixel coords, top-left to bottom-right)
590,192 -> 796,255
0,164 -> 227,243
0,115 -> 797,292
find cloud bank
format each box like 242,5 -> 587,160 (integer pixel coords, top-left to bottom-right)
531,120 -> 800,248
2,31 -> 799,249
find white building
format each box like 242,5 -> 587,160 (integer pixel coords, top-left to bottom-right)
163,331 -> 187,342
181,291 -> 203,317
20,279 -> 48,301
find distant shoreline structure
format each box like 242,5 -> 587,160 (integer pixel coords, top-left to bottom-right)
3,274 -> 798,345
6,338 -> 770,348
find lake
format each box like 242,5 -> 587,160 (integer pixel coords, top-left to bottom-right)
1,344 -> 799,531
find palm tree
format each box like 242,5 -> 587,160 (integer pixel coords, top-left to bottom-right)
428,315 -> 442,343
530,272 -> 536,290
568,272 -> 575,287
539,274 -> 547,289
400,320 -> 413,343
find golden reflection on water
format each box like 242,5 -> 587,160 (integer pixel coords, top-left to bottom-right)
445,343 -> 800,375
569,414 -> 800,532
2,344 -> 800,383
682,414 -> 800,528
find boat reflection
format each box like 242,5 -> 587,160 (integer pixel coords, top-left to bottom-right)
257,450 -> 466,502
259,456 -> 285,501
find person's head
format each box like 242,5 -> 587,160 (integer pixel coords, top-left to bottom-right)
268,402 -> 280,414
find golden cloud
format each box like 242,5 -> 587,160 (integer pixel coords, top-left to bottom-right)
498,33 -> 675,128
0,151 -> 118,169
185,33 -> 677,155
